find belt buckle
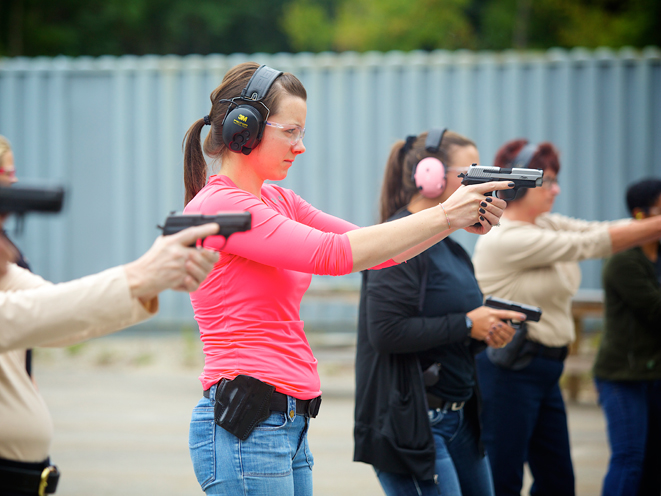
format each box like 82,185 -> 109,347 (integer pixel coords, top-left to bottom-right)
39,466 -> 56,496
451,402 -> 465,411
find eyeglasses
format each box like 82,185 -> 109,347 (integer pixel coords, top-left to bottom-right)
0,167 -> 16,179
265,121 -> 306,146
541,176 -> 559,189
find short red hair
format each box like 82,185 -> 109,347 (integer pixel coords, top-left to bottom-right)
494,139 -> 561,175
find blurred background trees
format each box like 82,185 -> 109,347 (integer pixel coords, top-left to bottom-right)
1,0 -> 659,57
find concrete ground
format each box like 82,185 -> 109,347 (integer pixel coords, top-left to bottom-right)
33,331 -> 609,496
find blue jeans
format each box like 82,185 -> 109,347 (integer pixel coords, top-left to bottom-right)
595,379 -> 661,496
475,352 -> 575,496
376,405 -> 495,496
189,384 -> 314,495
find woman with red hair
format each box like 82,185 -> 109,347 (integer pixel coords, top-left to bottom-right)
472,139 -> 661,496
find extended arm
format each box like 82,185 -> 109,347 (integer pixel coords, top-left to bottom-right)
294,191 -> 453,269
542,213 -> 661,254
195,179 -> 510,274
0,224 -> 219,351
349,182 -> 511,271
608,216 -> 661,254
0,265 -> 156,352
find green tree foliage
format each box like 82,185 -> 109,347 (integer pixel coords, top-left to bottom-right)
0,0 -> 292,57
283,0 -> 475,52
477,0 -> 661,50
1,0 -> 658,57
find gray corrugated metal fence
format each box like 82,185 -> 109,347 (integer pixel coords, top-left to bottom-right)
1,48 -> 660,328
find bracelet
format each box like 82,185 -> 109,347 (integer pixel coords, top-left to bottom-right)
439,203 -> 451,229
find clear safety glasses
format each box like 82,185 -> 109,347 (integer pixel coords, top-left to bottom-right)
265,121 -> 306,146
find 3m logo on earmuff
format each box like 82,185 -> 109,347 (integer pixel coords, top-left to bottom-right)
238,114 -> 248,122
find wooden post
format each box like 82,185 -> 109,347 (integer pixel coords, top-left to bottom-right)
566,290 -> 604,402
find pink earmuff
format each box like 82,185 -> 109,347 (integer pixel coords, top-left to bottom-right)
413,157 -> 446,198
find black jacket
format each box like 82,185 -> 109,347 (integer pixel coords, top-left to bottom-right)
353,223 -> 485,481
593,246 -> 661,381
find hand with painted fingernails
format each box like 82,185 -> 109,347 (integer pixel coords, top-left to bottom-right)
440,181 -> 514,235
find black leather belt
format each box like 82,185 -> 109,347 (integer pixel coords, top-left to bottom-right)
203,387 -> 321,418
426,393 -> 465,411
0,457 -> 60,495
534,343 -> 569,361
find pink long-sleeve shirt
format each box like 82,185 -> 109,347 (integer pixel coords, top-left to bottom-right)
185,175 -> 394,399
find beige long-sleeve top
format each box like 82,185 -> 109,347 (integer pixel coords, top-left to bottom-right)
0,263 -> 157,462
472,213 -> 624,347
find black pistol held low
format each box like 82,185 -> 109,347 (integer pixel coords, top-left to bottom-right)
484,295 -> 542,329
459,165 -> 544,201
484,296 -> 543,370
159,211 -> 252,247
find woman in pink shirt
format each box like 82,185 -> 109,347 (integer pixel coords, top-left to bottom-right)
182,62 -> 514,496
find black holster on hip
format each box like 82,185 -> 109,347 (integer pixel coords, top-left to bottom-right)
213,375 -> 275,441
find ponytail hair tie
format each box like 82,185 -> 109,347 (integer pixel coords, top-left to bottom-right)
203,115 -> 211,126
401,135 -> 417,155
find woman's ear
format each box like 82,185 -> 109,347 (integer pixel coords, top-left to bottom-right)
633,208 -> 645,220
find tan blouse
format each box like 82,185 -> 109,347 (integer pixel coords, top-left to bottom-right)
472,213 -> 625,347
0,264 -> 157,462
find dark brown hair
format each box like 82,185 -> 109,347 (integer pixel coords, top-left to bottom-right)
379,130 -> 476,223
183,62 -> 307,205
494,139 -> 561,177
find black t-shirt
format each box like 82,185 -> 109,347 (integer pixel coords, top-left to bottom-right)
417,237 -> 483,403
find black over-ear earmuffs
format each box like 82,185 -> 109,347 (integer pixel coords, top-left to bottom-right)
508,142 -> 538,200
221,65 -> 283,155
411,128 -> 447,198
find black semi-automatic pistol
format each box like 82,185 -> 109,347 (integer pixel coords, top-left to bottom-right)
0,184 -> 65,234
159,211 -> 252,246
485,295 -> 542,329
0,184 -> 65,215
459,165 -> 544,201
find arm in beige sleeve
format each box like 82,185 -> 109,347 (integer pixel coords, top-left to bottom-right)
0,264 -> 157,352
542,213 -> 628,233
545,212 -> 661,254
608,216 -> 661,253
492,222 -> 614,270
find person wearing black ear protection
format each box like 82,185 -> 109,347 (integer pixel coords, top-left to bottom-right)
353,129 -> 527,496
181,63 -> 515,496
471,140 -> 661,496
593,178 -> 661,496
